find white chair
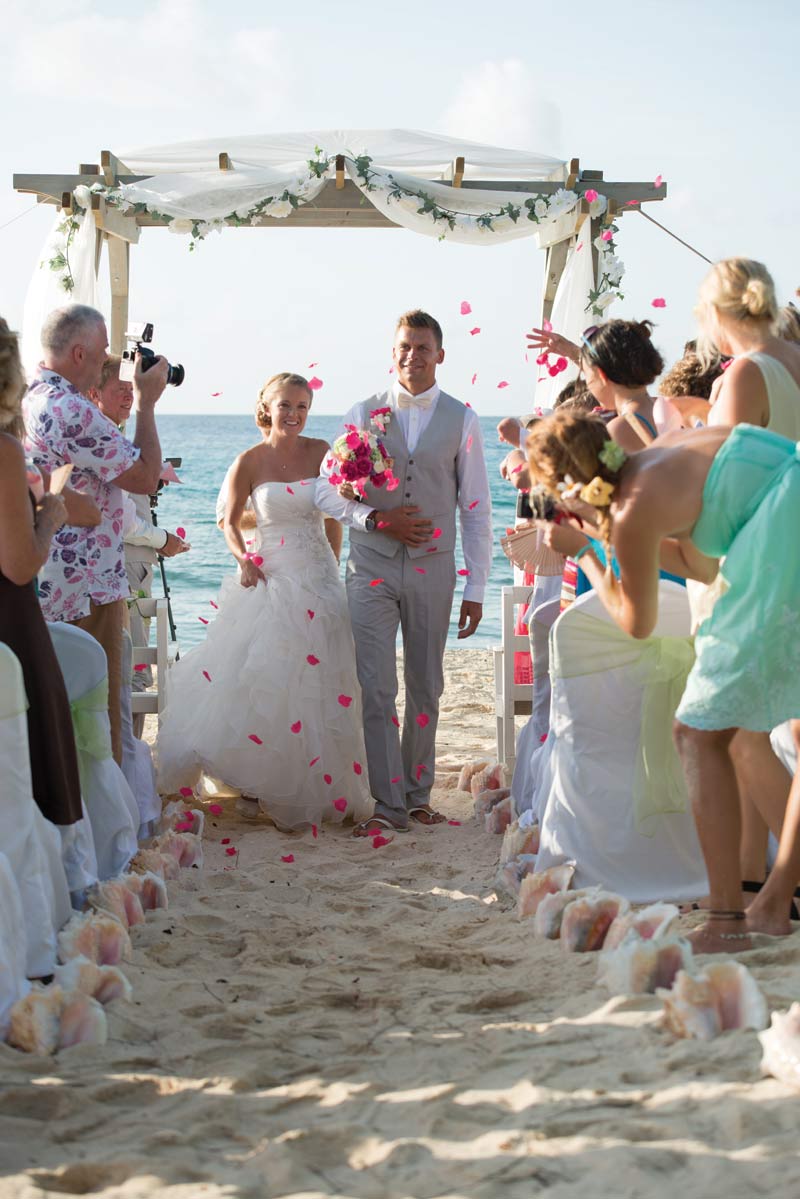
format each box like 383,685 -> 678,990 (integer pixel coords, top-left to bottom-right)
534,583 -> 709,903
130,597 -> 176,726
48,623 -> 139,880
0,643 -> 71,977
120,628 -> 162,837
0,852 -> 30,1037
493,585 -> 534,772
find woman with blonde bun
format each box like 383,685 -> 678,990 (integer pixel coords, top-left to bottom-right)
527,408 -> 800,952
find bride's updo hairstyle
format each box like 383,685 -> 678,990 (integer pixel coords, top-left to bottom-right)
255,372 -> 313,430
0,317 -> 25,433
581,319 -> 664,387
527,409 -> 624,579
696,258 -> 778,362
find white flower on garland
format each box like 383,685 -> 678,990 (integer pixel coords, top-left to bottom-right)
548,188 -> 579,219
73,184 -> 93,209
588,195 -> 608,218
600,252 -> 625,287
534,198 -> 548,219
264,198 -> 294,219
593,291 -> 617,313
168,218 -> 194,235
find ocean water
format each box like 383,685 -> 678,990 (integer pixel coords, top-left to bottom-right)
152,414 -> 519,653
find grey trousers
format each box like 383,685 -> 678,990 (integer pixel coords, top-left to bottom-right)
346,542 -> 455,825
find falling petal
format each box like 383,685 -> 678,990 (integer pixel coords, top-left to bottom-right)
308,361 -> 318,368
497,381 -> 509,389
324,773 -> 332,785
307,654 -> 320,665
415,764 -> 425,782
176,527 -> 186,539
312,824 -> 318,838
291,721 -> 302,734
468,500 -> 479,510
377,520 -> 390,529
221,837 -> 230,844
279,537 -> 285,546
470,327 -> 481,336
198,616 -> 208,624
536,353 -> 548,365
432,527 -> 442,539
180,787 -> 193,797
369,578 -> 384,587
208,803 -> 223,815
548,365 -> 560,377
307,609 -> 315,620
556,357 -> 568,371
211,392 -> 221,397
448,820 -> 462,826
510,464 -> 523,475
248,734 -> 263,745
458,569 -> 471,576
651,297 -> 667,308
308,377 -> 324,390
281,854 -> 295,863
251,555 -> 264,567
416,713 -> 430,728
210,600 -> 218,609
466,434 -> 473,452
225,847 -> 237,856
391,776 -> 401,783
333,797 -> 347,812
542,318 -> 553,332
309,757 -> 320,767
338,694 -> 353,708
286,487 -> 294,495
460,300 -> 472,315
576,242 -> 584,252
202,670 -> 211,682
133,663 -> 147,672
414,567 -> 427,575
654,174 -> 663,188
471,373 -> 478,385
391,716 -> 400,727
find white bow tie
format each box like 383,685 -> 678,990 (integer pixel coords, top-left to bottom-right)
397,391 -> 433,410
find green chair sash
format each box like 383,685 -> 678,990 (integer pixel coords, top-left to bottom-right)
70,678 -> 112,764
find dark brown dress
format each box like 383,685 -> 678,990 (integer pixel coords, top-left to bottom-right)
0,567 -> 82,825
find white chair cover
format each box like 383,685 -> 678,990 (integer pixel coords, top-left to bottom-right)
510,588 -> 560,816
0,644 -> 71,977
770,722 -> 798,777
48,623 -> 139,880
0,851 -> 31,1037
120,629 -> 162,836
534,583 -> 708,903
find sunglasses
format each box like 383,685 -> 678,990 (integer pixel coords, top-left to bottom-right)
581,325 -> 600,360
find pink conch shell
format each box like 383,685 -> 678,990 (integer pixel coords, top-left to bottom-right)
457,760 -> 491,792
121,870 -> 168,911
517,863 -> 576,920
130,848 -> 180,881
759,1003 -> 800,1089
485,796 -> 513,834
603,902 -> 680,952
58,911 -> 133,967
473,787 -> 511,821
54,956 -> 132,1005
152,830 -> 204,869
533,886 -> 599,939
597,933 -> 692,994
500,818 -> 540,863
470,761 -> 506,798
165,806 -> 205,839
496,854 -> 539,898
88,879 -> 145,930
658,962 -> 768,1040
560,891 -> 629,952
6,987 -> 108,1055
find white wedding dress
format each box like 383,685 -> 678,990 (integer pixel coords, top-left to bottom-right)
157,479 -> 373,829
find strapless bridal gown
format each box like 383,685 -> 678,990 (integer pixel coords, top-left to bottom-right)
157,479 -> 373,828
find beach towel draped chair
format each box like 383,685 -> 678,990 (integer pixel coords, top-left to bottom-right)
0,643 -> 72,977
48,623 -> 139,880
534,582 -> 709,903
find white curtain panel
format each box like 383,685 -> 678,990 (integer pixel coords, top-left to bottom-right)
0,853 -> 30,1037
533,230 -> 599,410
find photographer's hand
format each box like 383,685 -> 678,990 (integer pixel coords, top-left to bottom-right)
116,352 -> 166,495
133,352 -> 168,408
160,531 -> 190,557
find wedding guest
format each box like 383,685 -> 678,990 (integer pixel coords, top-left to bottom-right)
658,342 -> 725,427
0,317 -> 83,830
527,406 -> 800,951
776,301 -> 800,344
23,305 -> 168,763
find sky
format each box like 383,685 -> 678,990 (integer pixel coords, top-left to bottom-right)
0,0 -> 797,418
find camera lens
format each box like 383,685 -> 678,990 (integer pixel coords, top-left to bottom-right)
167,363 -> 185,387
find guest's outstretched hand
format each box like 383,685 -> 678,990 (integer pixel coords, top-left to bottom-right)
526,327 -> 581,363
457,600 -> 482,639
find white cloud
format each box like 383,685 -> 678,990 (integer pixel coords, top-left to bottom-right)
440,58 -> 561,155
9,0 -> 286,116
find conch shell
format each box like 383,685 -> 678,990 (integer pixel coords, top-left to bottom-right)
603,902 -> 680,952
6,987 -> 107,1055
496,854 -> 539,898
517,863 -> 576,920
759,1003 -> 800,1089
560,892 -> 629,952
474,787 -> 511,821
597,932 -> 692,994
658,961 -> 768,1040
485,796 -> 513,834
457,760 -> 491,793
534,887 -> 599,940
58,911 -> 132,967
500,818 -> 540,864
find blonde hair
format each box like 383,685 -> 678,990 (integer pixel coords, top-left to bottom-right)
255,372 -> 312,430
98,354 -> 123,390
776,303 -> 800,345
527,410 -> 620,577
0,317 -> 26,432
696,258 -> 778,363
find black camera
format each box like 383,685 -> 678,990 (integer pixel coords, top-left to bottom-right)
528,486 -> 558,522
119,321 -> 185,387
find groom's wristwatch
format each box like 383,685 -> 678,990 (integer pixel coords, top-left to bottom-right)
365,510 -> 378,532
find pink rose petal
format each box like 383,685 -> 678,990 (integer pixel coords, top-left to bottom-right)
286,486 -> 294,495
540,733 -> 548,743
225,846 -> 237,856
174,821 -> 191,833
308,361 -> 318,368
416,713 -> 429,728
369,579 -> 384,587
309,756 -> 320,767
353,761 -> 362,775
308,377 -> 324,390
448,819 -> 462,826
654,174 -> 663,188
279,537 -> 285,546
536,352 -> 548,365
377,520 -> 390,529
176,527 -> 186,539
221,837 -> 230,844
211,392 -> 221,397
497,381 -> 509,389
460,300 -> 472,315
307,609 -> 315,620
198,616 -> 208,624
470,327 -> 480,336
584,188 -> 598,203
333,797 -> 347,812
432,527 -> 442,539
291,721 -> 302,734
281,854 -> 295,863
415,764 -> 425,782
324,774 -> 333,785
391,716 -> 400,727
548,365 -> 560,377
576,242 -> 584,253
426,547 -> 437,553
542,318 -> 553,332
338,694 -> 353,708
134,663 -> 147,672
312,824 -> 318,838
180,787 -> 193,797
209,803 -> 223,815
468,500 -> 479,510
251,555 -> 264,567
458,569 -> 470,576
414,567 -> 427,575
466,434 -> 473,452
182,811 -> 195,822
307,654 -> 320,666
248,734 -> 263,745
651,297 -> 667,308
391,775 -> 401,783
471,373 -> 477,385
210,600 -> 218,609
372,834 -> 391,848
556,357 -> 568,372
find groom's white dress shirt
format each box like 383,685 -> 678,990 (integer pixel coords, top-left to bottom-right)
319,380 -> 492,603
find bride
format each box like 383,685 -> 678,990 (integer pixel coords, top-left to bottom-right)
157,372 -> 373,830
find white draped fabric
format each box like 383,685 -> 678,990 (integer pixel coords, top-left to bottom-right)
533,585 -> 708,903
120,629 -> 161,837
48,623 -> 139,879
0,853 -> 30,1037
0,643 -> 71,977
533,232 -> 598,409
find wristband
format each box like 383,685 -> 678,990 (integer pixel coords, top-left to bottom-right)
572,540 -> 593,562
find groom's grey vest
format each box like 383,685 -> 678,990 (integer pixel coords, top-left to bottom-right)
348,389 -> 466,560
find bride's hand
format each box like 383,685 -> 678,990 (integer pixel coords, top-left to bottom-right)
240,557 -> 266,588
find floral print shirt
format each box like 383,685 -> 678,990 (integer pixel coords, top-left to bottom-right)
23,368 -> 140,622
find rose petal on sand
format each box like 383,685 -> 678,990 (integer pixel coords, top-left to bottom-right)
416,714 -> 430,728
369,578 -> 384,587
448,820 -> 462,826
180,787 -> 193,798
308,377 -> 324,390
460,300 -> 472,315
176,527 -> 186,539
209,803 -> 223,815
651,297 -> 667,308
307,654 -> 320,666
353,761 -> 362,775
333,798 -> 347,813
248,734 -> 263,745
458,569 -> 470,576
281,854 -> 295,863
291,721 -> 302,734
372,835 -> 391,848
338,694 -> 353,708
225,847 -> 237,856
221,837 -> 230,844
324,774 -> 333,785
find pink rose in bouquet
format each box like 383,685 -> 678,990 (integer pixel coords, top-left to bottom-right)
328,423 -> 397,498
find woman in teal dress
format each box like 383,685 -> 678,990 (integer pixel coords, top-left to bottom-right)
525,408 -> 800,952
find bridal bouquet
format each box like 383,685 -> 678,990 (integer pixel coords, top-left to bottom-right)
328,424 -> 398,498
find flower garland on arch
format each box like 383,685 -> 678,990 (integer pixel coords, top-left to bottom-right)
46,148 -> 625,313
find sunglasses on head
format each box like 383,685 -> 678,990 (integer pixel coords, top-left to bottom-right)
581,325 -> 600,360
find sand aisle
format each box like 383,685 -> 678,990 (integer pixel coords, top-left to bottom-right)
2,649 -> 800,1199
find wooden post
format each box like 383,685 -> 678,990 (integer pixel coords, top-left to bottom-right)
335,155 -> 345,190
452,156 -> 465,188
566,157 -> 580,190
219,152 -> 232,171
540,239 -> 570,326
107,236 -> 130,355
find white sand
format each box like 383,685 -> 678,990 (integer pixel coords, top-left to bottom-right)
2,648 -> 800,1198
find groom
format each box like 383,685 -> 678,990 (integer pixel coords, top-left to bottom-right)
336,309 -> 492,834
